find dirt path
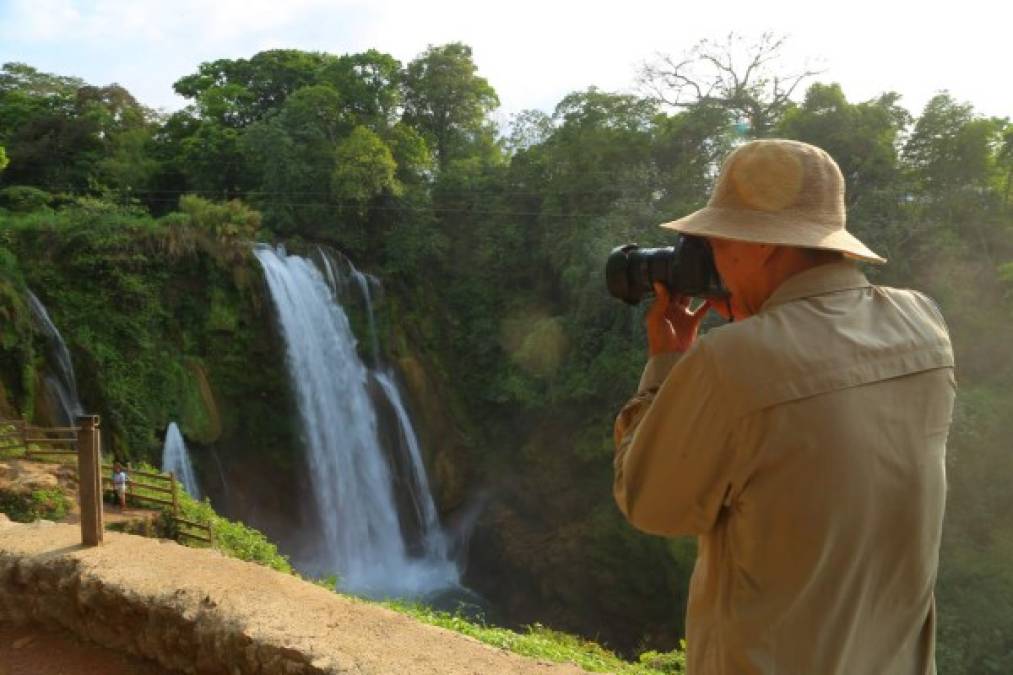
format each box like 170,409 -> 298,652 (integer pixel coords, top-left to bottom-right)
0,521 -> 585,674
0,622 -> 173,675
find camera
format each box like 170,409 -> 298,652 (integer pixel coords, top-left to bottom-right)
605,235 -> 728,305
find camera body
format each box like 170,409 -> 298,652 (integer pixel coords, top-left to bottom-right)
605,235 -> 728,305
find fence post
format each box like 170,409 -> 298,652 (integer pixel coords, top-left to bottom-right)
170,472 -> 178,515
76,415 -> 103,546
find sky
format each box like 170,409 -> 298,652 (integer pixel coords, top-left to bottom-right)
1,0 -> 1010,125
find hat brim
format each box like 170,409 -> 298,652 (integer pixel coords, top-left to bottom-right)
660,206 -> 886,264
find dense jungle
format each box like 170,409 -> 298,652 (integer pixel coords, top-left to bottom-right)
0,38 -> 1010,673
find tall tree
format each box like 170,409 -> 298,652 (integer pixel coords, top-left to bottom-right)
173,49 -> 334,127
402,43 -> 499,170
318,49 -> 403,129
0,68 -> 154,194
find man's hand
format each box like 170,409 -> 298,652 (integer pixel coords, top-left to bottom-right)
646,282 -> 711,356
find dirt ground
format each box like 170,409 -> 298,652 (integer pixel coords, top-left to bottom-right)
0,459 -> 586,674
0,622 -> 175,675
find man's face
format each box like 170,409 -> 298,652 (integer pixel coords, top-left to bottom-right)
706,237 -> 774,320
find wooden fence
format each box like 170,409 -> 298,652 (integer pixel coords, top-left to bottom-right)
1,418 -> 213,545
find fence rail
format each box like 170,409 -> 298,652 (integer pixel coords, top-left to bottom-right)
2,417 -> 214,548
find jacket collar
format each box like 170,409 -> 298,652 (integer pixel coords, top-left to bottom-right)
760,261 -> 871,312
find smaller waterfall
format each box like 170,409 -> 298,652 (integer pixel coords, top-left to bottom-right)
25,290 -> 83,425
162,422 -> 201,499
374,371 -> 449,560
211,448 -> 230,502
316,248 -> 381,365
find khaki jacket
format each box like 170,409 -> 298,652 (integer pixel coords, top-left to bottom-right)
614,262 -> 955,675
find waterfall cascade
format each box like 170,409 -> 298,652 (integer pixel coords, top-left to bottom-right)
25,290 -> 83,425
162,422 -> 201,499
254,245 -> 459,598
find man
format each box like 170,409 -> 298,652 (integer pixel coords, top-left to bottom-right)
613,139 -> 955,674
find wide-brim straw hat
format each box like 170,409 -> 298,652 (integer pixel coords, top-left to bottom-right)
660,139 -> 885,263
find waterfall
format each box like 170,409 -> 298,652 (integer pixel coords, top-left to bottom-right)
162,422 -> 201,499
254,245 -> 459,598
374,371 -> 449,560
316,248 -> 381,365
25,290 -> 83,425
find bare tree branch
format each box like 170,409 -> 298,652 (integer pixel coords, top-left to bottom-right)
637,32 -> 825,135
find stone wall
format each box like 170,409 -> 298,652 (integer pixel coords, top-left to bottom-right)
0,517 -> 581,675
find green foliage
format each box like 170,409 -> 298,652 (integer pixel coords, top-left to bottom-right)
0,145 -> 7,173
0,64 -> 155,196
383,601 -> 684,674
173,49 -> 334,127
0,198 -> 292,464
179,194 -> 260,242
0,185 -> 52,212
638,643 -> 688,673
0,249 -> 35,414
0,487 -> 70,522
403,42 -> 500,169
318,49 -> 402,128
332,126 -> 401,208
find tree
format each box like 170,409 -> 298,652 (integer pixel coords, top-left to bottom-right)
0,62 -> 83,98
639,32 -> 821,136
318,49 -> 402,129
179,120 -> 247,198
0,67 -> 156,196
998,123 -> 1013,209
504,110 -> 555,155
904,92 -> 1000,195
173,50 -> 334,127
332,126 -> 400,209
402,43 -> 500,170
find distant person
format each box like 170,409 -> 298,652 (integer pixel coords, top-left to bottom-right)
613,139 -> 955,674
112,461 -> 129,512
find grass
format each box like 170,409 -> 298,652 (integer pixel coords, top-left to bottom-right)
0,487 -> 71,522
382,601 -> 685,674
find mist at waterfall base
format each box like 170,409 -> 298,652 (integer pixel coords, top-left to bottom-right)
162,422 -> 201,499
254,245 -> 468,604
26,290 -> 83,426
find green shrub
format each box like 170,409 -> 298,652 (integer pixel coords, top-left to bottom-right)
0,487 -> 70,522
0,186 -> 53,212
638,644 -> 688,673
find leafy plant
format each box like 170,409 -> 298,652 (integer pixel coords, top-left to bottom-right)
0,487 -> 70,522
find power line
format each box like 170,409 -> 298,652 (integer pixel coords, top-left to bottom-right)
2,184 -> 674,220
